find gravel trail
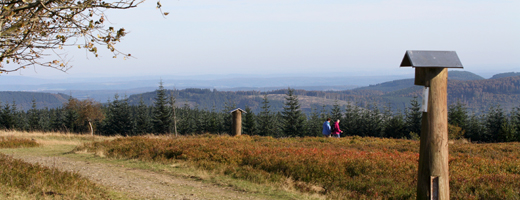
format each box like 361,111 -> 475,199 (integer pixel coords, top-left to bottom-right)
10,154 -> 265,200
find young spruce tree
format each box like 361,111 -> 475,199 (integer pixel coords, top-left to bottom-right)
282,88 -> 305,137
258,94 -> 277,137
152,81 -> 172,134
243,106 -> 257,135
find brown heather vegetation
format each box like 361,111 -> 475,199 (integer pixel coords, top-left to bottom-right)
77,134 -> 520,199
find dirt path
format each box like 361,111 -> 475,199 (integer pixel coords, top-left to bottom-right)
9,154 -> 266,200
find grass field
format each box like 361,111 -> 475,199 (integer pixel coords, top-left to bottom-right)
77,134 -> 520,199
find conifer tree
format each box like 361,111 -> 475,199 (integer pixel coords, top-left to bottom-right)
360,103 -> 383,137
448,100 -> 468,131
28,98 -> 40,131
152,81 -> 171,134
486,105 -> 505,142
306,105 -> 324,137
135,96 -> 151,135
207,105 -> 221,133
243,106 -> 257,135
103,94 -> 133,136
511,106 -> 520,141
498,119 -> 516,142
344,102 -> 361,136
465,113 -> 485,141
258,94 -> 277,137
384,113 -> 407,138
330,100 -> 342,121
179,102 -> 194,134
282,88 -> 305,137
405,96 -> 422,136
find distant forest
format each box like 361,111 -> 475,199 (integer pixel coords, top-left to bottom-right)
1,71 -> 519,115
124,75 -> 520,114
1,83 -> 519,143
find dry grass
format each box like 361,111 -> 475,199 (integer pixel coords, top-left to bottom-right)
0,133 -> 113,199
0,130 -> 120,146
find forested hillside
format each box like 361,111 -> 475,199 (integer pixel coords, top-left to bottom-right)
1,71 -> 518,113
490,72 -> 520,79
123,74 -> 518,114
0,92 -> 69,111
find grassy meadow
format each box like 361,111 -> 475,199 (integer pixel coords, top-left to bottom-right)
77,134 -> 520,199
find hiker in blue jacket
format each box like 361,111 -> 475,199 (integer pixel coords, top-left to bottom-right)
322,118 -> 331,137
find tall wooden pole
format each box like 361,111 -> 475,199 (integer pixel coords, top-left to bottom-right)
232,111 -> 242,136
417,68 -> 449,200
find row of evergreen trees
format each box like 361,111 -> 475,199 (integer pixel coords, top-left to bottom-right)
1,85 -> 519,143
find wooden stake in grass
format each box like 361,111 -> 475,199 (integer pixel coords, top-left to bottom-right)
400,51 -> 463,200
230,108 -> 246,136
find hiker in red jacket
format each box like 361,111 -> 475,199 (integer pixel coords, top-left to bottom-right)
331,119 -> 343,138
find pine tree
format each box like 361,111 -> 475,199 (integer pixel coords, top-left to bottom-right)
207,105 -> 221,133
135,96 -> 152,135
511,106 -> 520,141
281,88 -> 305,137
103,94 -> 133,136
178,102 -> 194,134
1,103 -> 16,130
486,105 -> 505,142
360,103 -> 383,137
330,100 -> 342,121
152,81 -> 171,134
306,105 -> 324,137
258,94 -> 277,137
498,119 -> 516,142
465,113 -> 485,142
28,98 -> 40,131
384,113 -> 407,138
1,102 -> 15,130
344,102 -> 361,136
243,106 -> 257,135
63,97 -> 79,133
448,100 -> 468,130
405,96 -> 422,136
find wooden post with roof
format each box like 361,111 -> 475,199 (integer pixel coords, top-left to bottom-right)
400,50 -> 463,200
230,108 -> 247,136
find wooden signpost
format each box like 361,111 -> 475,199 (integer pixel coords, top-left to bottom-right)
230,108 -> 246,136
400,50 -> 463,200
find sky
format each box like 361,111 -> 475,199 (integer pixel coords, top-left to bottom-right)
5,0 -> 520,79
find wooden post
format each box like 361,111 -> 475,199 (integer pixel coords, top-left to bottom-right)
417,68 -> 449,200
231,110 -> 243,136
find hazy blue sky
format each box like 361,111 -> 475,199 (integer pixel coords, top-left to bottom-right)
7,0 -> 520,79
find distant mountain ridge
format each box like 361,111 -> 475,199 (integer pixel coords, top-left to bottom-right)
353,70 -> 484,92
0,91 -> 70,110
490,72 -> 520,79
1,70 -> 518,113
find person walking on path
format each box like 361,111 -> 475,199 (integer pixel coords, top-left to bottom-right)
331,119 -> 343,138
322,118 -> 331,137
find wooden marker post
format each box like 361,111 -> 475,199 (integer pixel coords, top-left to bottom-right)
400,51 -> 463,200
230,108 -> 246,136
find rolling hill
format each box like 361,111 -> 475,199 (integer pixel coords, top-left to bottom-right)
2,70 -> 518,113
0,92 -> 70,110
